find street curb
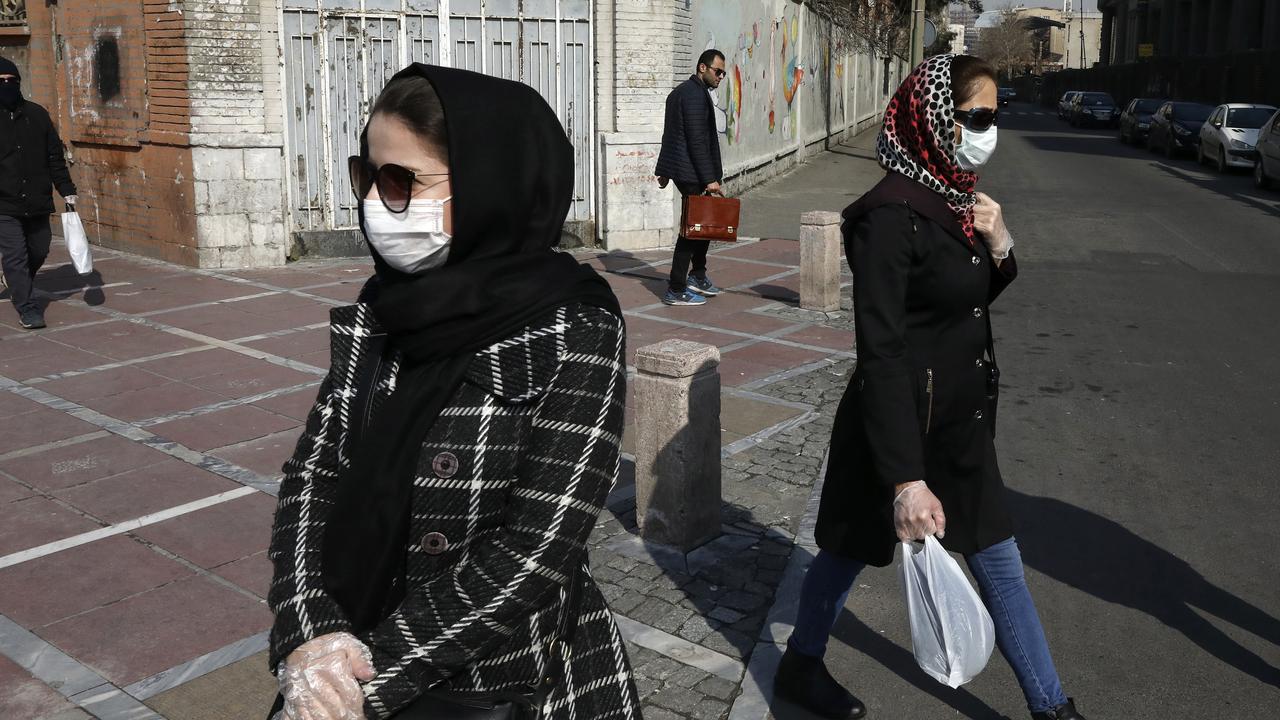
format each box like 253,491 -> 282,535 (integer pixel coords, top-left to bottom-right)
726,452 -> 828,720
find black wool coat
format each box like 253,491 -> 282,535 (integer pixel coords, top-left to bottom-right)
654,76 -> 723,186
815,172 -> 1018,567
0,100 -> 77,217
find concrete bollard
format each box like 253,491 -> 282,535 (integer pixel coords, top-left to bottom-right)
800,211 -> 843,312
633,339 -> 722,552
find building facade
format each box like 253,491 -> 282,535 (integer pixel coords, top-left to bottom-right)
1015,7 -> 1104,72
0,0 -> 901,269
1098,0 -> 1280,65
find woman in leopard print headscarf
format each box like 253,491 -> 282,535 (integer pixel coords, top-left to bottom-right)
773,55 -> 1090,720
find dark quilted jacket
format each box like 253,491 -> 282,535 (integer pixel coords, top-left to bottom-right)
654,76 -> 723,186
267,301 -> 640,719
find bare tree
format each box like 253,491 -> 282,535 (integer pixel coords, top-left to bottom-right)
807,0 -> 983,60
977,6 -> 1034,80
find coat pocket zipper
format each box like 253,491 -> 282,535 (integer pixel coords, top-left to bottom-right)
925,368 -> 934,435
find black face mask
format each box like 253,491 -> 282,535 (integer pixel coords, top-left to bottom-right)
0,82 -> 21,111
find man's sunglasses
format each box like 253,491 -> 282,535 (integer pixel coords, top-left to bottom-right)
954,107 -> 999,132
348,156 -> 448,214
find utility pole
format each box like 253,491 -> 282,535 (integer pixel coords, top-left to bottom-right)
910,0 -> 926,68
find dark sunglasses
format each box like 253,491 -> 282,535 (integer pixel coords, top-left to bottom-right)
348,156 -> 448,214
954,107 -> 999,132
707,68 -> 726,78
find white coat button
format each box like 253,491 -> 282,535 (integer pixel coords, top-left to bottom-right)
972,307 -> 984,319
974,410 -> 984,420
971,255 -> 981,265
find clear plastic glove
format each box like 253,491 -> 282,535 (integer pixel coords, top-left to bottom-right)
64,195 -> 79,208
277,632 -> 375,720
893,480 -> 947,542
973,192 -> 1014,259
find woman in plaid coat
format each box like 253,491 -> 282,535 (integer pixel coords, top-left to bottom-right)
266,64 -> 641,720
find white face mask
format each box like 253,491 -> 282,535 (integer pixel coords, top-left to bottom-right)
955,125 -> 998,171
361,197 -> 452,274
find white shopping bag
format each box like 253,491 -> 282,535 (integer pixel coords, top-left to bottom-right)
61,209 -> 93,275
899,536 -> 995,688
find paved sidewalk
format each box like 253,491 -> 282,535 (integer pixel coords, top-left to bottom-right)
0,135 -> 884,720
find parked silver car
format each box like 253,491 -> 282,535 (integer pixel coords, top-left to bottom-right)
1254,108 -> 1280,190
1198,103 -> 1278,172
1058,91 -> 1083,120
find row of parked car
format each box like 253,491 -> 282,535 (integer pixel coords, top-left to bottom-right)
1055,90 -> 1280,190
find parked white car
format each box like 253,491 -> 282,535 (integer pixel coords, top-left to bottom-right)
1198,103 -> 1278,172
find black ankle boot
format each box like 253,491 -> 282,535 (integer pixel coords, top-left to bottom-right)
1031,698 -> 1086,720
772,645 -> 867,719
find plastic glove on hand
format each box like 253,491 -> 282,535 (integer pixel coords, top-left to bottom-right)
278,632 -> 375,720
893,481 -> 946,542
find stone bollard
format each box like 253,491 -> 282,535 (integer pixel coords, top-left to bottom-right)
634,339 -> 722,552
800,210 -> 843,312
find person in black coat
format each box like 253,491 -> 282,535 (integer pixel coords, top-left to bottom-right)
654,49 -> 726,306
0,56 -> 77,330
773,55 -> 1090,720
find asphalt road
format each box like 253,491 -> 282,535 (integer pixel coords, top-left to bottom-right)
766,103 -> 1280,719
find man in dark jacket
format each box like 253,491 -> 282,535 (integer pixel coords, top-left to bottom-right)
654,49 -> 725,306
0,56 -> 77,330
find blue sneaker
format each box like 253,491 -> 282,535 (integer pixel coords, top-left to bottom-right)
687,273 -> 721,296
663,289 -> 707,306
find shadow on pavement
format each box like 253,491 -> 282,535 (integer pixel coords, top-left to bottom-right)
1148,161 -> 1280,220
38,264 -> 107,307
1008,488 -> 1280,689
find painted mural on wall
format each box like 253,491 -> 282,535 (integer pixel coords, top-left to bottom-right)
693,0 -> 896,174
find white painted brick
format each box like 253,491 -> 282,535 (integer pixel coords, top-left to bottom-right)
191,147 -> 244,182
244,148 -> 285,180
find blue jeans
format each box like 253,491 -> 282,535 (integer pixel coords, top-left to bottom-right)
789,537 -> 1068,714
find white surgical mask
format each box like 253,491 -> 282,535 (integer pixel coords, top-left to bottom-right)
361,197 -> 452,274
955,125 -> 998,171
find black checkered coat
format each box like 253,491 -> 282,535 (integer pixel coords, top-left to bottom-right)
267,302 -> 640,720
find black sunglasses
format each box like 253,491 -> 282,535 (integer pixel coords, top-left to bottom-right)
348,156 -> 448,214
954,107 -> 999,132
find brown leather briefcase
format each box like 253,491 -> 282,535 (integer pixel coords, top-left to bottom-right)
680,193 -> 741,242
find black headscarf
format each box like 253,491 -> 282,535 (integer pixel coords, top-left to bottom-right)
0,57 -> 22,111
322,64 -> 621,631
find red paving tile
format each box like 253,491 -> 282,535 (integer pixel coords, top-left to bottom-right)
0,392 -> 45,419
214,550 -> 272,599
691,311 -> 796,336
150,405 -> 301,452
716,238 -> 800,265
0,654 -> 83,719
149,304 -> 307,341
225,269 -> 337,289
46,320 -> 202,361
53,459 -> 239,525
38,301 -> 106,326
715,355 -> 785,387
0,497 -> 102,556
0,337 -> 111,381
137,347 -> 262,381
780,325 -> 856,351
721,340 -> 831,369
0,478 -> 34,504
0,535 -> 192,628
133,274 -> 255,302
184,361 -> 319,400
251,387 -> 322,422
37,574 -> 272,686
79,382 -> 227,424
38,365 -> 171,403
693,289 -> 776,314
0,406 -> 99,455
227,293 -> 335,316
133,492 -> 275,569
0,433 -> 171,493
244,328 -> 330,361
297,282 -> 362,303
693,258 -> 790,290
210,429 -> 302,479
741,273 -> 801,303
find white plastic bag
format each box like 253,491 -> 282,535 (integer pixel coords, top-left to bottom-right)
899,536 -> 995,688
61,209 -> 92,275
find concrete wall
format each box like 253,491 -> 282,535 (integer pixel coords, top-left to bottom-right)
597,0 -> 902,253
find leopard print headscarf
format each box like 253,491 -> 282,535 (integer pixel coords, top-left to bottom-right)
877,54 -> 978,244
